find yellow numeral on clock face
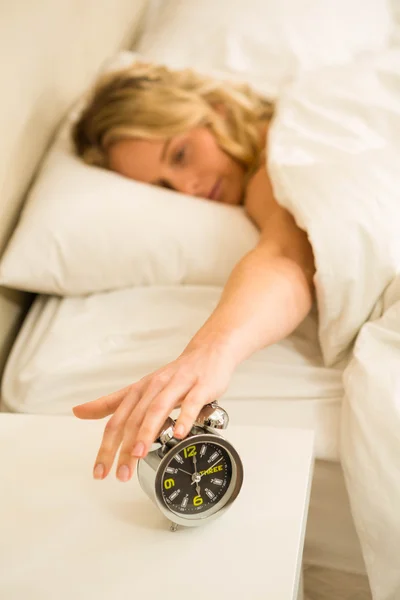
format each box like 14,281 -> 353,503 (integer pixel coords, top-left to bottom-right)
193,495 -> 203,506
164,478 -> 175,490
183,445 -> 197,458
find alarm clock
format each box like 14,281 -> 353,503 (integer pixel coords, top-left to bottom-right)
137,402 -> 244,531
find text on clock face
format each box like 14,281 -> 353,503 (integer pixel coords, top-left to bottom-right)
199,464 -> 224,476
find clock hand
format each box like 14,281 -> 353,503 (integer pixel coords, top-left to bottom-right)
178,468 -> 193,477
207,456 -> 223,472
193,455 -> 201,496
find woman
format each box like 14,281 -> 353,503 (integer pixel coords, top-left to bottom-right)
72,61 -> 315,483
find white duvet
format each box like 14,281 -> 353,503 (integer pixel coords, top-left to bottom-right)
269,49 -> 400,599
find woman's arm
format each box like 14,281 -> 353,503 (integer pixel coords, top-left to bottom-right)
73,165 -> 315,482
188,165 -> 315,367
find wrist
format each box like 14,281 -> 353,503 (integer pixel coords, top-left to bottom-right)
184,323 -> 243,369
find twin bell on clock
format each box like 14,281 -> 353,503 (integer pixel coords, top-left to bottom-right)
137,402 -> 244,531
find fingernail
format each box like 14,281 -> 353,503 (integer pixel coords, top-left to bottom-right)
117,464 -> 130,482
174,424 -> 184,438
132,441 -> 145,458
93,463 -> 104,479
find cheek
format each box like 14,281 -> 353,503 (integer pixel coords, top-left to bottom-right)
108,145 -> 135,178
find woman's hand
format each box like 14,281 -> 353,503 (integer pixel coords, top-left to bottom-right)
73,339 -> 236,482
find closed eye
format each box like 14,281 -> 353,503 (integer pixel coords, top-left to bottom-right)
172,146 -> 186,165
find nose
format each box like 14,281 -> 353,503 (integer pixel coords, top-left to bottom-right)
171,171 -> 201,197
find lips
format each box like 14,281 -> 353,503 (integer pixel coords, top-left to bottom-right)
208,178 -> 222,202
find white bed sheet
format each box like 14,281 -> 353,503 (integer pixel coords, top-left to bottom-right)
1,285 -> 343,461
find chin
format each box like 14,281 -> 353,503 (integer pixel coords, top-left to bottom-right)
217,177 -> 243,206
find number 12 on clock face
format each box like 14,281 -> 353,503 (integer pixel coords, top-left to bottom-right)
183,445 -> 196,458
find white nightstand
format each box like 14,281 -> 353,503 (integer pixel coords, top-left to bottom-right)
0,414 -> 314,600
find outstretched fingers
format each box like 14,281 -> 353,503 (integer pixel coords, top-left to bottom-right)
72,385 -> 132,420
116,376 -> 194,481
92,382 -> 145,479
82,361 -> 220,484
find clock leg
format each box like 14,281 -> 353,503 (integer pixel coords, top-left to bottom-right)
169,521 -> 178,532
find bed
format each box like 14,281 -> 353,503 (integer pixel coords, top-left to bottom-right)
1,2 -> 400,600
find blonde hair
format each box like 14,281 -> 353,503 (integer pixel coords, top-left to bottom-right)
73,61 -> 274,174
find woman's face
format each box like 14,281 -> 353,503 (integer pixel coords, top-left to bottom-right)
108,127 -> 246,206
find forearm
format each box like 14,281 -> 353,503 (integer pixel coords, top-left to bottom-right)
186,243 -> 314,368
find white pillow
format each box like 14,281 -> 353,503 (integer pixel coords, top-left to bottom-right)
138,0 -> 393,99
0,56 -> 259,296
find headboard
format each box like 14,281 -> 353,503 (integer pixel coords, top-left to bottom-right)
0,0 -> 150,380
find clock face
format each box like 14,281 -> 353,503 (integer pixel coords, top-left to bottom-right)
160,441 -> 233,515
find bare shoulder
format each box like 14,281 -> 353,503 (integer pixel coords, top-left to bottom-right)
245,165 -> 316,285
244,164 -> 276,229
